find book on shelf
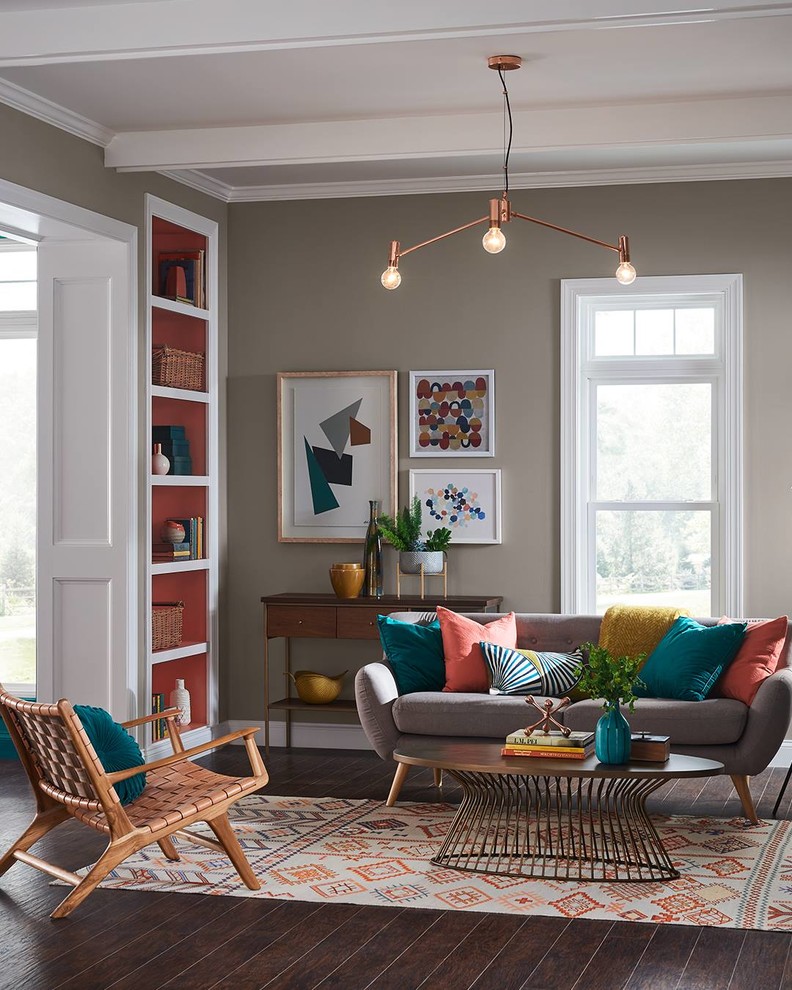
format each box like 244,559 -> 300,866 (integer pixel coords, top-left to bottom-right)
170,516 -> 205,559
505,729 -> 594,748
152,424 -> 187,442
501,744 -> 594,760
158,250 -> 205,308
151,692 -> 166,741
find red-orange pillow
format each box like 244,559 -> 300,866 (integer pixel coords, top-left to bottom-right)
437,607 -> 517,693
714,615 -> 788,704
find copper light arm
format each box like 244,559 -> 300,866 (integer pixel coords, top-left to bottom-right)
509,207 -> 629,260
396,214 -> 490,260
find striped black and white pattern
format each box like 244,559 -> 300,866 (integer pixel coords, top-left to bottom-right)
482,642 -> 584,696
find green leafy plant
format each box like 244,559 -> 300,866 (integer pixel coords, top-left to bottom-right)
578,642 -> 646,712
378,495 -> 452,553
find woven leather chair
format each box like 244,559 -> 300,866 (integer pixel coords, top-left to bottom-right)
0,687 -> 269,918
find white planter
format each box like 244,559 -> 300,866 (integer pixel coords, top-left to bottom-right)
399,550 -> 445,574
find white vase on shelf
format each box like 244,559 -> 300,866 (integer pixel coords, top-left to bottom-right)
152,443 -> 170,476
169,678 -> 191,726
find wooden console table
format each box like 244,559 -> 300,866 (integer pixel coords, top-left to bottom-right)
261,592 -> 504,751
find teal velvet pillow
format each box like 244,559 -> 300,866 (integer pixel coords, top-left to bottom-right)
634,616 -> 747,702
74,705 -> 146,805
377,615 -> 445,695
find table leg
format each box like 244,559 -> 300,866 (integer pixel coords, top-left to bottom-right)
284,637 -> 292,749
262,606 -> 270,755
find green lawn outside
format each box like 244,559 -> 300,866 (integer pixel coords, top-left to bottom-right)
0,612 -> 35,684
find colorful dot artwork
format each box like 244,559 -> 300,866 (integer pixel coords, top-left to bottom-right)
415,376 -> 488,451
424,484 -> 486,529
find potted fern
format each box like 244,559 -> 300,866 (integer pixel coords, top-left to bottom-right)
378,495 -> 451,574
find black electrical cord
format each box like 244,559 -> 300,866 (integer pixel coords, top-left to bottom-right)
497,65 -> 513,197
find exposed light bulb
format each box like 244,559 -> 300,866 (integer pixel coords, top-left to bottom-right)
482,227 -> 506,254
615,261 -> 637,285
380,266 -> 402,290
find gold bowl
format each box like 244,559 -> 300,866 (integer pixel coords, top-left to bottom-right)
288,670 -> 348,704
329,565 -> 365,599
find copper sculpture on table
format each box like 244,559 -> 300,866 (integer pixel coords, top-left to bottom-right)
523,696 -> 572,736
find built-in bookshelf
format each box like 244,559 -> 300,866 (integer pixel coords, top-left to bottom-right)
145,195 -> 218,756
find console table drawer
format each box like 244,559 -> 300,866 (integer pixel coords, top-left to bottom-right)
266,605 -> 336,638
336,607 -> 386,639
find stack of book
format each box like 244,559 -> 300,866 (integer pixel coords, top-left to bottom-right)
151,692 -> 167,741
501,729 -> 595,760
152,424 -> 192,476
152,541 -> 191,562
158,250 -> 205,308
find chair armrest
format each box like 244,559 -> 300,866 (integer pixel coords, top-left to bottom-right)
354,663 -> 401,760
731,668 -> 792,775
108,727 -> 261,783
122,708 -> 181,729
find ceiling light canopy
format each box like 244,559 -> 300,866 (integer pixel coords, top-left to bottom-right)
380,55 -> 636,290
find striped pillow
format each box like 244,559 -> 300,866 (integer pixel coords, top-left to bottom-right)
481,642 -> 584,697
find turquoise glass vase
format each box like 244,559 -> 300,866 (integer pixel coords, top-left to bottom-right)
595,704 -> 631,764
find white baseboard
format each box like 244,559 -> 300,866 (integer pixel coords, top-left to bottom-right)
143,723 -> 214,760
225,719 -> 371,751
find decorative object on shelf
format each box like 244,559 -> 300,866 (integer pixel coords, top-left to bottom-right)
158,249 -> 205,308
151,442 -> 170,476
379,55 -> 636,292
523,696 -> 572,736
378,495 -> 452,598
151,601 -> 184,651
169,678 -> 191,726
152,424 -> 192,476
329,562 -> 366,599
152,345 -> 205,391
409,370 -> 495,457
362,500 -> 383,597
277,371 -> 397,542
287,669 -> 347,705
578,642 -> 647,765
161,519 -> 186,544
409,468 -> 502,545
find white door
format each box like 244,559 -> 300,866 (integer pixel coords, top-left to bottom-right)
36,239 -> 135,718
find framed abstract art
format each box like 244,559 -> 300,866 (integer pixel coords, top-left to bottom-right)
409,370 -> 495,456
409,468 -> 502,544
278,371 -> 397,542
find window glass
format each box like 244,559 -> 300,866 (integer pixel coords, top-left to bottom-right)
594,310 -> 633,356
0,249 -> 37,312
635,309 -> 674,355
676,308 -> 716,354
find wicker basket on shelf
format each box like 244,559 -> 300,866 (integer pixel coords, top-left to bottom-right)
152,345 -> 204,391
152,601 -> 184,651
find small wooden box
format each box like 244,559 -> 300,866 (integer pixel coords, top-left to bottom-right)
630,733 -> 671,763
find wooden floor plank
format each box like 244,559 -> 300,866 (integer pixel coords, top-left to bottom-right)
623,923 -> 700,990
417,913 -> 528,990
729,929 -> 791,990
675,927 -> 746,990
520,918 -> 614,990
469,916 -> 571,990
571,926 -> 657,990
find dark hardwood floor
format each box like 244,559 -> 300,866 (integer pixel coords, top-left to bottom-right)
2,746 -> 792,990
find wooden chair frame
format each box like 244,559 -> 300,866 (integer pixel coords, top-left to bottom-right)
0,688 -> 269,919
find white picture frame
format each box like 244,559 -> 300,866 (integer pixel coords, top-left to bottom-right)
408,370 -> 495,457
409,468 -> 502,544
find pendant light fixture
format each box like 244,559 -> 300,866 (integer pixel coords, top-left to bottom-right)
380,55 -> 637,290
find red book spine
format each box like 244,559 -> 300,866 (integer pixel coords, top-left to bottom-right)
501,746 -> 591,760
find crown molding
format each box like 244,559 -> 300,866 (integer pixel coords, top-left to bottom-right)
163,159 -> 792,204
0,77 -> 113,147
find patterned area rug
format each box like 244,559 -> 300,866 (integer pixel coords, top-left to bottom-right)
89,796 -> 792,930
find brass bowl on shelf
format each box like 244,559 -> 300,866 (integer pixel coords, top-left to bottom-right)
288,670 -> 348,704
329,564 -> 365,599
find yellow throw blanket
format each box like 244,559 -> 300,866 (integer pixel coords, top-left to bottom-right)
599,604 -> 690,663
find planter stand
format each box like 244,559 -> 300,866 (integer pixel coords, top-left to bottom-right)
396,559 -> 448,599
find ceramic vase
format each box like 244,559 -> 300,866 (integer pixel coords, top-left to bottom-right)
152,442 -> 170,476
169,678 -> 191,726
399,550 -> 444,574
595,704 -> 631,764
363,500 -> 383,597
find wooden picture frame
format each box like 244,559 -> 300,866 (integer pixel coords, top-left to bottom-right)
409,468 -> 502,544
409,370 -> 495,456
278,371 -> 398,542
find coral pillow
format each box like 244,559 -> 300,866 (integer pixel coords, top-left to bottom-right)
437,607 -> 516,692
713,615 -> 788,705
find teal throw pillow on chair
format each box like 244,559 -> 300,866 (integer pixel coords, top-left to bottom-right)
635,616 -> 747,702
377,615 -> 445,695
74,705 -> 146,805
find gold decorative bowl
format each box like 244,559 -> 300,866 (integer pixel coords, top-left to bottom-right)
288,670 -> 348,704
329,565 -> 365,599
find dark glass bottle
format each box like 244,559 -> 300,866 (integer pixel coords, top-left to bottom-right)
363,499 -> 383,597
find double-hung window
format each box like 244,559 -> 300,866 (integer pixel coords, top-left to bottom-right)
561,274 -> 743,616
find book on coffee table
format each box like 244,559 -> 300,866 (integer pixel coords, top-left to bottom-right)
501,743 -> 595,760
505,729 -> 594,748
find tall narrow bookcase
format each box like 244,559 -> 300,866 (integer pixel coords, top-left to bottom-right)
145,195 -> 218,756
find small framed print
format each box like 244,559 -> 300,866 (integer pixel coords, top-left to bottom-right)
409,370 -> 494,456
409,468 -> 502,545
277,370 -> 397,542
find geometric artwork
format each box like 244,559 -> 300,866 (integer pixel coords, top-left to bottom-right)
278,371 -> 397,542
409,468 -> 502,544
409,370 -> 494,456
77,794 -> 792,932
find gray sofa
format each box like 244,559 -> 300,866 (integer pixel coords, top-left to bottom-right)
354,612 -> 792,822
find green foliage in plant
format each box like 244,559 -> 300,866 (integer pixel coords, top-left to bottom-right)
378,495 -> 452,553
578,642 -> 646,712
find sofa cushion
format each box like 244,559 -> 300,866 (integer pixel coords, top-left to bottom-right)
377,615 -> 445,694
482,642 -> 583,696
564,697 -> 748,745
712,615 -> 788,705
393,692 -> 552,739
635,616 -> 747,701
437,607 -> 517,693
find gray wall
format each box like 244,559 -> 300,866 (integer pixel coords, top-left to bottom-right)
227,179 -> 792,723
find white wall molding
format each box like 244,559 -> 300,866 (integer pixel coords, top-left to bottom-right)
226,719 -> 371,752
0,77 -> 113,148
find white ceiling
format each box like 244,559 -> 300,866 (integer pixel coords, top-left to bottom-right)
1,1 -> 791,201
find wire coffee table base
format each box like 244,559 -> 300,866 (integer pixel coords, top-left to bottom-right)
433,769 -> 676,882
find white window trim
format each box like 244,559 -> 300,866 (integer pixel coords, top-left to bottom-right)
560,274 -> 743,616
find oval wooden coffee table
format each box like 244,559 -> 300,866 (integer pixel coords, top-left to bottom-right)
393,738 -> 724,882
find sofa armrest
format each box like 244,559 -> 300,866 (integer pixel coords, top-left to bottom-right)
732,667 -> 792,774
354,663 -> 401,760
